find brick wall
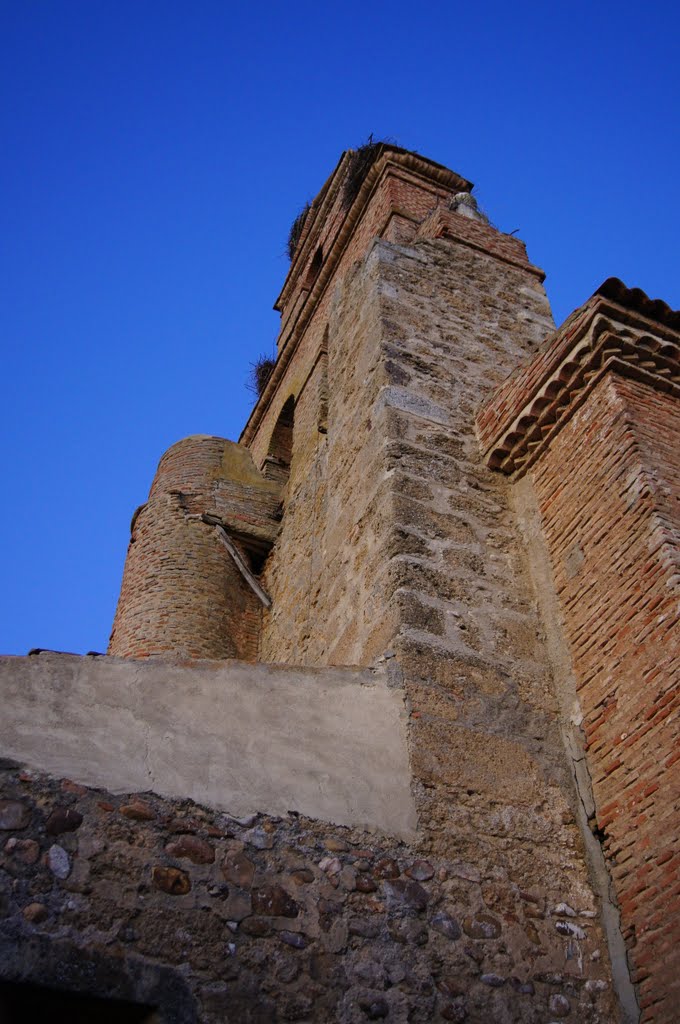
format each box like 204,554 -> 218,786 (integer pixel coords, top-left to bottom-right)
109,436 -> 281,660
478,285 -> 680,1022
528,373 -> 680,1023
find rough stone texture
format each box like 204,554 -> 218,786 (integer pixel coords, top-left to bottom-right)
235,156 -> 621,1016
0,653 -> 415,836
0,761 -> 616,1023
252,202 -> 600,912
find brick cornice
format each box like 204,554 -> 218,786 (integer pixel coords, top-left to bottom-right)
477,280 -> 680,477
275,146 -> 471,314
416,207 -> 545,281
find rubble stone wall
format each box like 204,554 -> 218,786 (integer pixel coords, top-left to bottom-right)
0,758 -> 617,1024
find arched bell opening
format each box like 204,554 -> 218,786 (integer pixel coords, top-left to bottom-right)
261,396 -> 295,484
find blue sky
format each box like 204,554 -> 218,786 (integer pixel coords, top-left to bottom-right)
1,1 -> 678,655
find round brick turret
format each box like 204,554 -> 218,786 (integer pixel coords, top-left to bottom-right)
108,436 -> 275,661
148,434 -> 228,500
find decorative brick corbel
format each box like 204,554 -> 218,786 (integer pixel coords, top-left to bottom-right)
476,277 -> 680,477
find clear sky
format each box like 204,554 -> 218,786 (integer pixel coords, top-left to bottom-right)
1,0 -> 678,655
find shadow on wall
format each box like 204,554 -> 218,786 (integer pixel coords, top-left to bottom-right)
262,396 -> 295,483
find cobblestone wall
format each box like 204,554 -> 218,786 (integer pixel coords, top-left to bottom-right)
0,761 -> 616,1023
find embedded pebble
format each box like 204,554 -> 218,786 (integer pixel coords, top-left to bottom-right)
549,992 -> 571,1017
47,844 -> 70,879
119,800 -> 155,821
389,916 -> 428,944
431,911 -> 461,940
324,838 -> 349,852
23,902 -> 48,923
383,879 -> 429,911
165,835 -> 215,864
450,862 -> 480,883
585,979 -> 608,993
0,800 -> 30,831
251,885 -> 299,918
222,851 -> 255,888
5,837 -> 40,864
224,890 -> 252,922
555,920 -> 586,940
243,828 -> 273,850
151,866 -> 191,895
509,978 -> 535,994
373,857 -> 400,879
231,813 -> 257,828
290,868 -> 314,886
462,913 -> 501,939
279,930 -> 307,949
319,856 -> 342,875
406,859 -> 434,881
46,806 -> 83,835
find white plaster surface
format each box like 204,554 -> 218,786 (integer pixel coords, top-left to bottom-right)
0,654 -> 417,837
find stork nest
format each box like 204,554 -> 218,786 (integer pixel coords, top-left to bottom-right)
287,202 -> 311,260
342,135 -> 397,208
248,355 -> 276,397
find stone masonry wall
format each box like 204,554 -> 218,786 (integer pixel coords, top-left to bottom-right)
528,373 -> 680,1024
93,148 -> 638,1018
0,759 -> 617,1023
245,156 -> 464,476
260,248 -> 393,665
255,217 -> 623,1015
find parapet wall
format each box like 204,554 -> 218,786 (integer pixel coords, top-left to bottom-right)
0,653 -> 415,836
0,652 -> 618,1023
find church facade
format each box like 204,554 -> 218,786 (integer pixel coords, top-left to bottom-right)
1,144 -> 678,1023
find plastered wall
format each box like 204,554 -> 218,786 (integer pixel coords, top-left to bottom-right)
0,653 -> 414,835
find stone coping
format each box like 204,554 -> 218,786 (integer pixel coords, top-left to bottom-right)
0,653 -> 417,839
